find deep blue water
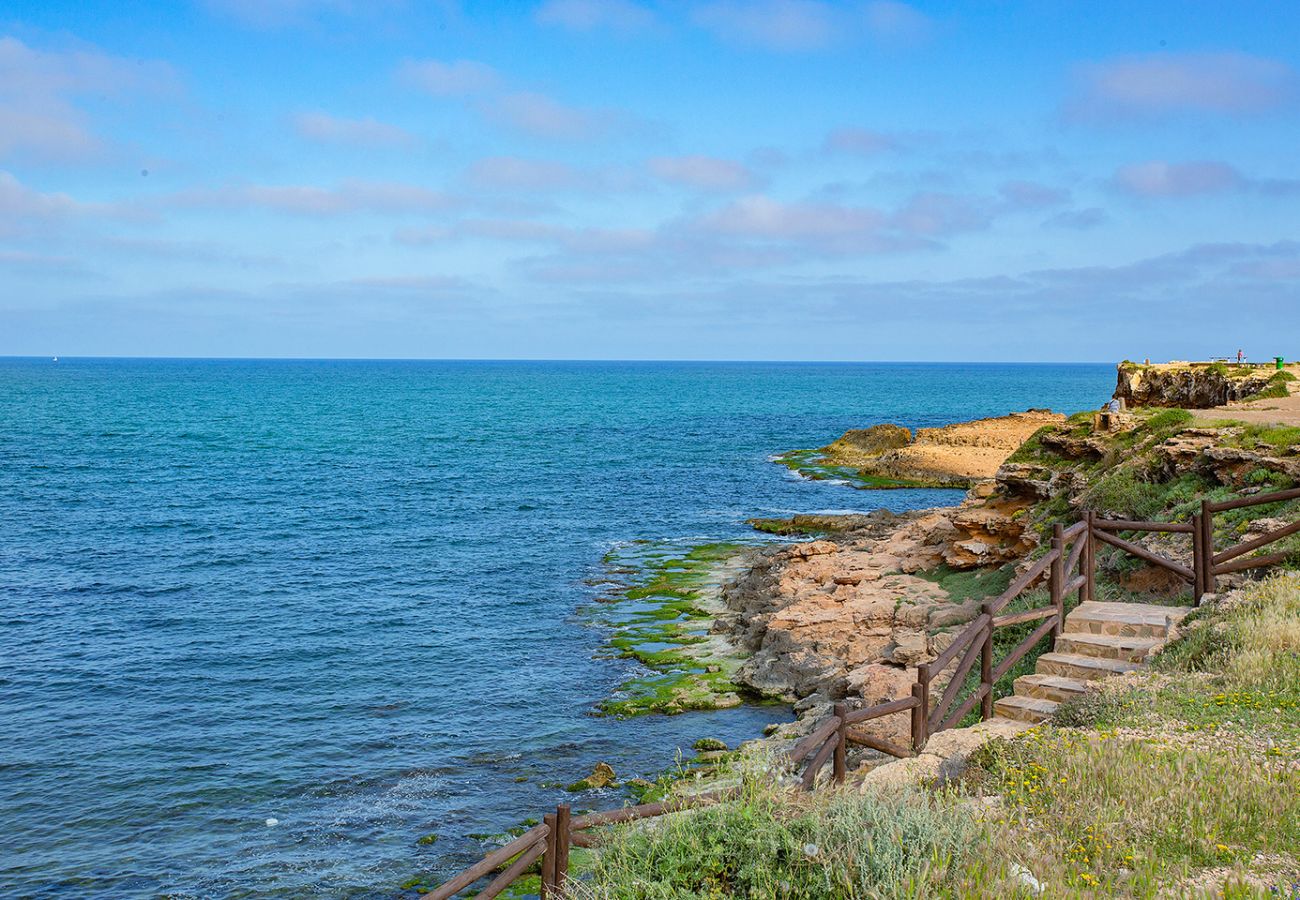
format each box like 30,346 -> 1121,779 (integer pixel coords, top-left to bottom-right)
0,359 -> 1113,898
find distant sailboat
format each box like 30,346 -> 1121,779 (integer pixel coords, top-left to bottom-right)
52,356 -> 59,362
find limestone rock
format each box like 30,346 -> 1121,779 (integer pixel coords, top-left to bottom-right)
1114,362 -> 1274,409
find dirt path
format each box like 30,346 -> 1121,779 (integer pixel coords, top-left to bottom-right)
1198,366 -> 1300,426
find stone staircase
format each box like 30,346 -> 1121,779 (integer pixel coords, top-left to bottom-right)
993,601 -> 1192,723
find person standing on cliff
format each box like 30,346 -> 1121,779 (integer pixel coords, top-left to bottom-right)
1238,349 -> 1245,363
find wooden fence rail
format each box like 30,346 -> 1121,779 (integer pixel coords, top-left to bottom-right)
423,488 -> 1299,899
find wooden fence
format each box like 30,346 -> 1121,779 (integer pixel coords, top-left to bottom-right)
422,790 -> 736,900
422,487 -> 1299,899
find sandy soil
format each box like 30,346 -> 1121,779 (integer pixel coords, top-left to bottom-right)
875,411 -> 1064,481
1199,366 -> 1300,426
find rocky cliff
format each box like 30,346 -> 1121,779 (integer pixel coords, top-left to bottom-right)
724,403 -> 1300,750
776,410 -> 1065,490
1113,361 -> 1279,408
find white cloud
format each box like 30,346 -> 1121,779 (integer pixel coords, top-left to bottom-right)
691,0 -> 835,51
0,171 -> 81,219
890,191 -> 990,236
648,156 -> 758,191
534,0 -> 656,32
483,91 -> 612,139
168,180 -> 458,215
1044,207 -> 1108,230
692,194 -> 884,240
292,112 -> 417,147
1070,52 -> 1296,120
998,180 -> 1070,209
399,59 -> 501,96
822,127 -> 898,156
692,0 -> 931,51
0,36 -> 176,163
1112,161 -> 1243,197
863,1 -> 932,44
201,0 -> 398,28
465,157 -> 588,190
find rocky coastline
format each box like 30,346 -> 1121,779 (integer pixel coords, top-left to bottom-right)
698,368 -> 1298,759
589,361 -> 1298,767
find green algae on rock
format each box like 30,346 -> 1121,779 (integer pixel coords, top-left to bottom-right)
591,540 -> 767,717
773,446 -> 930,490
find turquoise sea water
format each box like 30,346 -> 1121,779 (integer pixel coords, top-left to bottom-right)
0,359 -> 1113,898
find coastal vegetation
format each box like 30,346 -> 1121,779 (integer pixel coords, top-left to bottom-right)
556,575 -> 1300,898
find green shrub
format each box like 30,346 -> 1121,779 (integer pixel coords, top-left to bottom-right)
1144,408 -> 1193,432
579,754 -> 979,899
1080,467 -> 1167,519
1236,423 -> 1300,453
1052,685 -> 1139,728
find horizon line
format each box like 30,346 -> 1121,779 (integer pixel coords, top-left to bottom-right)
0,355 -> 1116,365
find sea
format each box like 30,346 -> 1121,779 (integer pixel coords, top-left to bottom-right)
0,359 -> 1113,898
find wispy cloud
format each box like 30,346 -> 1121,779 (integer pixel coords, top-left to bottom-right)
0,36 -> 176,163
1112,160 -> 1242,197
292,112 -> 417,148
822,127 -> 899,156
691,0 -> 836,51
998,180 -> 1070,209
464,156 -> 641,192
1111,160 -> 1300,198
200,0 -> 406,28
1044,207 -> 1108,230
1069,52 -> 1297,120
0,170 -> 103,237
166,180 -> 457,215
534,0 -> 656,33
482,91 -> 621,140
648,156 -> 759,191
399,58 -> 501,96
691,0 -> 931,52
890,191 -> 990,236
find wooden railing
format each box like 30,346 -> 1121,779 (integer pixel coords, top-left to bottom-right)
424,489 -> 1300,898
789,520 -> 1092,786
1201,487 -> 1300,590
423,790 -> 737,899
915,520 -> 1089,746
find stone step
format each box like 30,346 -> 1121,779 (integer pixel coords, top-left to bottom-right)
1064,601 -> 1192,639
994,694 -> 1059,723
1036,651 -> 1142,681
1054,632 -> 1165,663
1013,673 -> 1090,704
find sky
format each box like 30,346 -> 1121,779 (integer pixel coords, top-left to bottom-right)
1,0 -> 1297,361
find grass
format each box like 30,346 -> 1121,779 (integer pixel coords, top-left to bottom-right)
572,752 -> 981,900
1229,423 -> 1300,454
955,573 -> 1300,896
913,563 -> 1015,604
509,577 -> 1300,899
1245,371 -> 1296,401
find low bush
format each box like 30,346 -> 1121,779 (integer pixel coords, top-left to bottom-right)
577,753 -> 979,899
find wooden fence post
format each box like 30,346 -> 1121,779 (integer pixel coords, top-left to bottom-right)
979,603 -> 993,720
1200,500 -> 1215,597
1191,513 -> 1204,600
910,681 -> 926,753
1084,510 -> 1096,603
832,703 -> 847,785
1050,524 -> 1065,639
914,665 -> 930,751
553,804 -> 570,895
541,812 -> 557,898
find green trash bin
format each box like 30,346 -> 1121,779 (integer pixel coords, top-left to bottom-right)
1278,356 -> 1286,370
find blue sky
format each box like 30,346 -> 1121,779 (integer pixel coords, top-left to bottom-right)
2,0 -> 1297,360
